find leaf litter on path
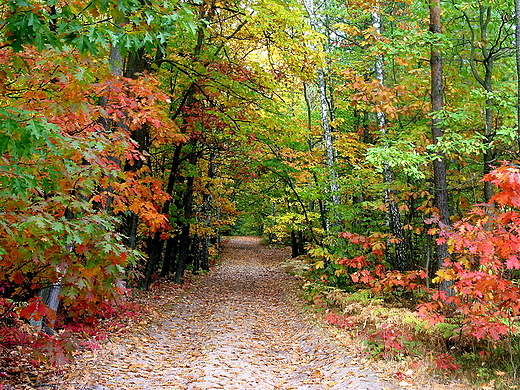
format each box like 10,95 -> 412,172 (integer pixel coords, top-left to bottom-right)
59,236 -> 402,389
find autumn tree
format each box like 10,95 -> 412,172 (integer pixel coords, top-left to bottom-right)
0,0 -> 192,343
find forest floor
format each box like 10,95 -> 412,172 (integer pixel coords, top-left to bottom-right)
10,237 -> 476,389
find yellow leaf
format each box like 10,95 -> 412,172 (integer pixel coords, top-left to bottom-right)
314,260 -> 325,269
335,269 -> 345,277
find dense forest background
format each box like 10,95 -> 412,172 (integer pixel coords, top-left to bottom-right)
3,0 -> 520,386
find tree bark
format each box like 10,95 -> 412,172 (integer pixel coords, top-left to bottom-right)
162,235 -> 180,277
430,0 -> 451,279
467,5 -> 495,201
480,7 -> 494,203
302,0 -> 341,229
304,83 -> 329,233
200,151 -> 216,271
516,0 -> 520,150
291,231 -> 299,258
30,209 -> 75,333
191,234 -> 201,273
371,8 -> 407,271
141,145 -> 183,289
174,152 -> 197,283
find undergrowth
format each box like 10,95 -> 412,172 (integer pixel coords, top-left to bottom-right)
298,275 -> 520,390
291,162 -> 520,390
0,294 -> 145,388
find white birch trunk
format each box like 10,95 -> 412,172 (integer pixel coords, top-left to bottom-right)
372,8 -> 407,271
303,0 -> 341,229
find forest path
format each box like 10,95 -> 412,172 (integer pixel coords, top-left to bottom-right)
64,236 -> 397,390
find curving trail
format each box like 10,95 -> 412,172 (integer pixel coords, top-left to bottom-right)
65,236 -> 397,390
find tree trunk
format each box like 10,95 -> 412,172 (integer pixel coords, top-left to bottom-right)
482,12 -> 495,203
174,152 -> 197,283
303,0 -> 341,229
304,83 -> 329,234
141,145 -> 183,289
175,223 -> 191,283
298,231 -> 305,255
483,97 -> 495,202
201,234 -> 210,271
515,0 -> 520,149
191,234 -> 201,273
291,231 -> 299,258
371,8 -> 407,271
141,235 -> 160,289
200,151 -> 216,271
30,209 -> 75,333
30,284 -> 61,335
477,6 -> 494,202
430,0 -> 451,279
463,5 -> 497,202
163,235 -> 180,277
119,47 -> 150,250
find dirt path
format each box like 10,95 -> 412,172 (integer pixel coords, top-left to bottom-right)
63,236 -> 397,390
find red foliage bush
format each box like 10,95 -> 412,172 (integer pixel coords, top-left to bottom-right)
419,162 -> 520,341
337,231 -> 428,295
326,313 -> 353,329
